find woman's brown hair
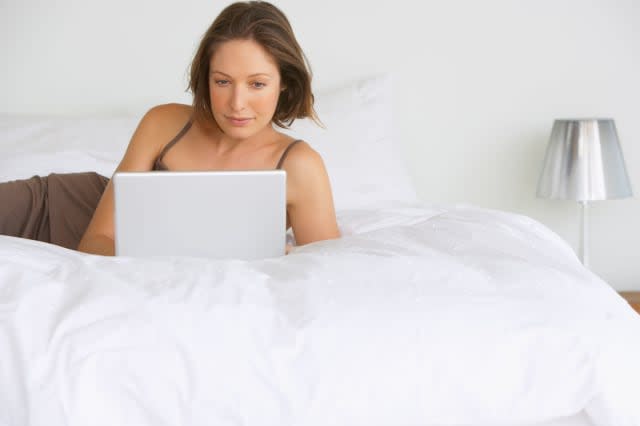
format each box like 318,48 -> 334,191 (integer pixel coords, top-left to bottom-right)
189,1 -> 319,129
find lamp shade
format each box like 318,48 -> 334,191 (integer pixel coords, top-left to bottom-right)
536,119 -> 633,201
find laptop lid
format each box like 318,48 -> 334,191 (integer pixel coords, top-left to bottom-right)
113,170 -> 286,259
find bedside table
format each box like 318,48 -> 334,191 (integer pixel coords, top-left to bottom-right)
619,292 -> 640,315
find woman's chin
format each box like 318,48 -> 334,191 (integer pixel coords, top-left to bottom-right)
216,123 -> 250,138
219,122 -> 273,141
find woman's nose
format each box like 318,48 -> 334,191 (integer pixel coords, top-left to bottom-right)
229,86 -> 246,111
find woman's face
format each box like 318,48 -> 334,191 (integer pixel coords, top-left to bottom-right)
209,39 -> 282,140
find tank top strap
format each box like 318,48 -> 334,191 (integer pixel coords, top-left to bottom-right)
275,139 -> 303,170
154,119 -> 193,170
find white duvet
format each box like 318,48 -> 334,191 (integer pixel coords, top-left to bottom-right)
1,203 -> 639,426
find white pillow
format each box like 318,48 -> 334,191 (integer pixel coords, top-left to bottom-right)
283,74 -> 417,210
0,74 -> 416,210
0,115 -> 138,181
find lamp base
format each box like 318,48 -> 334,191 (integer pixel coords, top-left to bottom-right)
580,200 -> 589,268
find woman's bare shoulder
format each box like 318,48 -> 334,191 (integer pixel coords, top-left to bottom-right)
141,103 -> 193,131
129,103 -> 193,150
119,104 -> 194,166
280,140 -> 327,180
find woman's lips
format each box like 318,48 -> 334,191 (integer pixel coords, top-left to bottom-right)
227,116 -> 252,126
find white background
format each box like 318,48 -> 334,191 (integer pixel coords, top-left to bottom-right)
1,0 -> 638,290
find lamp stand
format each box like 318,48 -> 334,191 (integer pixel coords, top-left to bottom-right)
579,200 -> 589,268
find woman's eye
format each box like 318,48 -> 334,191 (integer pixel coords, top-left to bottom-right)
251,82 -> 266,89
215,79 -> 229,86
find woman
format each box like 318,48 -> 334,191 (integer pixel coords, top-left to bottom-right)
1,1 -> 340,256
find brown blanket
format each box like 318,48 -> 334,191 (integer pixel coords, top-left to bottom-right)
0,172 -> 109,250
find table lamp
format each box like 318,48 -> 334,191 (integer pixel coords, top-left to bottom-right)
536,118 -> 633,268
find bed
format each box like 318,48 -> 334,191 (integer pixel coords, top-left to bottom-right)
1,75 -> 639,426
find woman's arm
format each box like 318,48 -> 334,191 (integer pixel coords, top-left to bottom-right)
77,104 -> 188,255
283,141 -> 340,246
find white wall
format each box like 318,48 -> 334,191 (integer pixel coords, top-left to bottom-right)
2,0 -> 638,289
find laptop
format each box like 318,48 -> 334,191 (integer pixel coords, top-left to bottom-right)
112,170 -> 286,259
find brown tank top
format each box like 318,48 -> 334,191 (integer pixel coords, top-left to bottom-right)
153,119 -> 303,171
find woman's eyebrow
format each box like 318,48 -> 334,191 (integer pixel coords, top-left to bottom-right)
211,70 -> 273,79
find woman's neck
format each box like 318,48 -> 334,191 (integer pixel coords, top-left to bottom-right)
206,123 -> 281,156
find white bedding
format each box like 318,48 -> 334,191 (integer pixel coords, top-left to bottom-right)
1,202 -> 638,426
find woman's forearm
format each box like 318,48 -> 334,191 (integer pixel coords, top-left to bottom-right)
77,234 -> 115,256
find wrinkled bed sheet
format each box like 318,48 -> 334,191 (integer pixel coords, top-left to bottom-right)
1,202 -> 638,426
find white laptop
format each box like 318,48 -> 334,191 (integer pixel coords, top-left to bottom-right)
112,170 -> 286,259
